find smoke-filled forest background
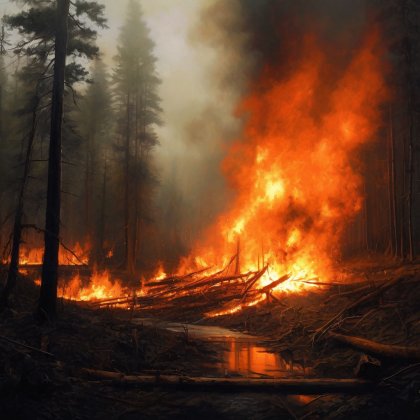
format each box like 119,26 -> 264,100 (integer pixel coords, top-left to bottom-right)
0,0 -> 420,283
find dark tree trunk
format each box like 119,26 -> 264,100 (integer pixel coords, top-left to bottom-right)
124,92 -> 133,274
406,48 -> 414,262
38,0 -> 70,321
0,82 -> 3,140
98,160 -> 107,264
133,83 -> 140,275
388,105 -> 398,258
0,102 -> 39,309
85,134 -> 92,246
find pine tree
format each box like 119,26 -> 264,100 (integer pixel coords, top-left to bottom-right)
78,58 -> 112,264
113,0 -> 162,278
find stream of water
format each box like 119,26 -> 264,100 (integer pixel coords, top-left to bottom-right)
133,318 -> 307,379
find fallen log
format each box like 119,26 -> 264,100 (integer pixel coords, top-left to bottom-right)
329,332 -> 420,361
81,368 -> 374,394
259,274 -> 291,295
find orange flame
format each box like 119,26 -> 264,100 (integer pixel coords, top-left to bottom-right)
34,270 -> 126,302
181,30 -> 387,297
18,243 -> 89,266
60,270 -> 124,301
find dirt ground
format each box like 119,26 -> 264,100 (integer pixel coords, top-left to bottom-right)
1,257 -> 420,419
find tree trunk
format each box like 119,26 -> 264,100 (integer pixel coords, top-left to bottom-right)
406,50 -> 414,261
132,68 -> 140,275
85,134 -> 92,246
124,92 -> 134,275
0,79 -> 3,139
389,105 -> 398,258
98,160 -> 107,265
38,0 -> 70,321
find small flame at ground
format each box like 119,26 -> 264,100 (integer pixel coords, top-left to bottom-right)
34,270 -> 125,302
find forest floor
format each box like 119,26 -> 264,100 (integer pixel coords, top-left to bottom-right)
1,256 -> 420,419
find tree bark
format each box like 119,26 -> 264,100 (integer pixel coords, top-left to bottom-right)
38,0 -> 70,321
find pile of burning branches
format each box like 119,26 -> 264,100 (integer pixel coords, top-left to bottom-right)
88,259 -> 297,318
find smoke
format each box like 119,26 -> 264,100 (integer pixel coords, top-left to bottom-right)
151,0 -> 252,263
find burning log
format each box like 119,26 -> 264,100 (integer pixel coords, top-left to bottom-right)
81,368 -> 375,394
241,266 -> 268,298
147,267 -> 212,288
329,332 -> 420,361
146,277 -> 182,288
258,274 -> 291,295
149,272 -> 252,300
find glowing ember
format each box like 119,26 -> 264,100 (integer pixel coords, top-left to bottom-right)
206,295 -> 266,318
181,30 -> 387,298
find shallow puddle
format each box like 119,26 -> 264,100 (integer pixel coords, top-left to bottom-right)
133,318 -> 307,378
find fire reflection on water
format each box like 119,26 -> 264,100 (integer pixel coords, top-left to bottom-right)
216,339 -> 307,379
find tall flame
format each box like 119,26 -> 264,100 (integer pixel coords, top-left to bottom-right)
182,30 -> 387,294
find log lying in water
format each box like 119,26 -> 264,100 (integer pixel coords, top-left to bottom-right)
82,368 -> 375,394
329,332 -> 420,361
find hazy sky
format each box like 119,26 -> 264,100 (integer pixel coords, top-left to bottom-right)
0,0 -> 241,225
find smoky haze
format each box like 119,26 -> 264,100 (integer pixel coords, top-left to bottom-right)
97,0 -> 251,261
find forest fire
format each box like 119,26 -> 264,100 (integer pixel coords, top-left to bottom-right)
22,31 -> 387,315
2,1 -> 420,417
178,30 -> 387,302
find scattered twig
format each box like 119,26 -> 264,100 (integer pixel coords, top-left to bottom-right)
0,334 -> 55,358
